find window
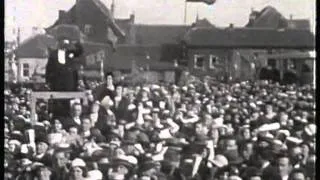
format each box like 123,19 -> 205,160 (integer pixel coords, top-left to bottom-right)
267,59 -> 276,68
84,24 -> 92,35
22,63 -> 29,77
209,55 -> 219,69
194,55 -> 205,69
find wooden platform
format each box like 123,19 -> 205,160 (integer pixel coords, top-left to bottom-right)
30,91 -> 88,125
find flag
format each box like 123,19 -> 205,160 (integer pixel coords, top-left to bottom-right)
186,0 -> 216,5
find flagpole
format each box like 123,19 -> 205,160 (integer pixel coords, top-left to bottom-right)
184,1 -> 187,24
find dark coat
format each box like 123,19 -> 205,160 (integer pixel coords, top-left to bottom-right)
92,83 -> 115,101
61,115 -> 84,130
45,42 -> 83,91
261,164 -> 282,180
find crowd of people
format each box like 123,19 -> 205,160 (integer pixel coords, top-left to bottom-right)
4,74 -> 316,180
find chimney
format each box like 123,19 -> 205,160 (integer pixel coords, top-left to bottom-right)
229,23 -> 234,28
111,0 -> 115,18
290,14 -> 293,20
59,10 -> 67,20
17,27 -> 21,46
130,13 -> 135,23
196,11 -> 199,22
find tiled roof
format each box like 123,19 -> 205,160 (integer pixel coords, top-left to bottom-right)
191,18 -> 215,28
183,27 -> 315,49
46,0 -> 124,38
14,34 -> 57,58
246,6 -> 288,29
91,0 -> 125,37
288,19 -> 311,30
133,24 -> 190,45
107,45 -> 176,71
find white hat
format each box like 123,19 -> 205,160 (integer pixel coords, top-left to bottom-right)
229,175 -> 242,180
249,102 -> 257,109
108,173 -> 124,180
181,86 -> 188,91
21,158 -> 32,166
277,129 -> 291,137
87,170 -> 103,180
304,124 -> 316,136
188,84 -> 195,89
126,155 -> 138,165
98,158 -> 110,164
286,136 -> 303,145
210,154 -> 228,168
101,96 -> 114,107
142,87 -> 150,93
128,104 -> 136,110
146,101 -> 153,108
257,123 -> 280,132
151,84 -> 160,90
144,114 -> 153,120
71,158 -> 86,167
70,98 -> 81,106
8,139 -> 21,147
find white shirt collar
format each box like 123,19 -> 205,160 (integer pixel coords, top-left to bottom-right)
261,161 -> 270,169
74,117 -> 81,125
282,175 -> 289,180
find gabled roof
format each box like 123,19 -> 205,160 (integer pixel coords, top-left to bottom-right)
133,24 -> 190,45
288,19 -> 311,30
46,0 -> 124,38
14,34 -> 57,58
192,18 -> 215,28
90,0 -> 125,37
46,24 -> 88,41
246,6 -> 288,29
45,6 -> 76,31
183,27 -> 315,49
107,45 -> 176,71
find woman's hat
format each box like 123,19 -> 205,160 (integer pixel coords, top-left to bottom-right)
210,154 -> 228,168
71,158 -> 86,167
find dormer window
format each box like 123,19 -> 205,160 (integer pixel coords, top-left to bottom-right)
84,24 -> 92,35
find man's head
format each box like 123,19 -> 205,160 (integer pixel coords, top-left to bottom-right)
224,137 -> 238,151
90,102 -> 100,113
19,105 -> 27,115
241,141 -> 254,161
72,103 -> 82,117
195,122 -> 209,136
36,166 -> 52,180
265,104 -> 273,114
82,118 -> 92,131
116,85 -> 123,96
277,154 -> 292,177
279,112 -> 289,126
289,168 -> 306,180
36,141 -> 49,154
53,119 -> 63,131
106,74 -> 113,85
53,151 -> 69,168
289,146 -> 304,164
69,126 -> 79,136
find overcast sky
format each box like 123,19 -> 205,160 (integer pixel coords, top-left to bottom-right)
5,0 -> 315,41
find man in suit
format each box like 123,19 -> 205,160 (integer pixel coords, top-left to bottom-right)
62,103 -> 83,130
46,37 -> 83,118
46,37 -> 83,92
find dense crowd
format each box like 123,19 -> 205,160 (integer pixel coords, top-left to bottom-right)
4,74 -> 316,180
